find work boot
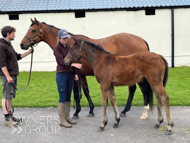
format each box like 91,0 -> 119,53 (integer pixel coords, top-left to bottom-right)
65,101 -> 77,124
4,114 -> 18,127
58,103 -> 72,128
10,113 -> 22,123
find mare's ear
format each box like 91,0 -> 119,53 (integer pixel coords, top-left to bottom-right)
34,17 -> 39,25
31,18 -> 34,23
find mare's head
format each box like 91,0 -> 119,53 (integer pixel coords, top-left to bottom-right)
20,18 -> 44,50
64,38 -> 84,66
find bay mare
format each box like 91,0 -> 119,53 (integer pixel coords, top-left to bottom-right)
63,38 -> 173,135
20,18 -> 153,119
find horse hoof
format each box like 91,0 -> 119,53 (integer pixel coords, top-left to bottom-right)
165,130 -> 171,135
120,113 -> 126,117
87,113 -> 94,117
72,115 -> 79,119
98,127 -> 104,132
140,115 -> 148,120
113,123 -> 118,128
153,124 -> 159,129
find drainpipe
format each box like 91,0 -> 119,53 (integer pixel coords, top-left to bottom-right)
171,8 -> 174,68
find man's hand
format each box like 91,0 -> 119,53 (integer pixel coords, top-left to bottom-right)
7,76 -> 13,83
21,48 -> 34,58
29,48 -> 34,54
1,67 -> 13,83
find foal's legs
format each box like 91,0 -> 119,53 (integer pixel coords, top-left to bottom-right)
152,84 -> 173,135
153,94 -> 163,128
109,86 -> 120,128
81,76 -> 94,117
163,93 -> 174,135
99,84 -> 109,131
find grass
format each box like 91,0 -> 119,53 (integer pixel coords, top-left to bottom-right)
0,66 -> 189,108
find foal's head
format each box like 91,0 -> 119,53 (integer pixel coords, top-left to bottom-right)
64,38 -> 83,66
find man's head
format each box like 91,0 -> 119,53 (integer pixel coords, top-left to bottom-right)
1,26 -> 16,41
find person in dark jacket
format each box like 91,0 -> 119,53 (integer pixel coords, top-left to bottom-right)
53,29 -> 82,128
0,26 -> 33,127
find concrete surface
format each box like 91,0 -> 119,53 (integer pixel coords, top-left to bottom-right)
0,106 -> 190,143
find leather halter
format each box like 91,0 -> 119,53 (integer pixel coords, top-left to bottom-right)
25,23 -> 43,47
68,40 -> 84,60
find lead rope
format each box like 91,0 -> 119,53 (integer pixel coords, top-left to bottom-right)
14,47 -> 34,91
78,60 -> 82,99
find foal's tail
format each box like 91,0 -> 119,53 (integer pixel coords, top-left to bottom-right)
161,56 -> 169,87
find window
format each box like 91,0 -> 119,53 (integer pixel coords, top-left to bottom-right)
145,9 -> 155,15
9,14 -> 19,20
75,11 -> 85,18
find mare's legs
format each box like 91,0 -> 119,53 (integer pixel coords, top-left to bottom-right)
138,79 -> 153,119
120,84 -> 136,117
109,86 -> 120,128
120,78 -> 153,119
81,76 -> 94,117
72,76 -> 94,118
152,84 -> 174,135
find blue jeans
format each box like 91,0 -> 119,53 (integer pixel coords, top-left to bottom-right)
56,72 -> 73,103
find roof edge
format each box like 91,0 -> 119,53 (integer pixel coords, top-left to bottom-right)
0,6 -> 190,15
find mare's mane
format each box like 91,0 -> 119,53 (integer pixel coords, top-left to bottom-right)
30,21 -> 90,39
84,40 -> 111,54
30,22 -> 60,30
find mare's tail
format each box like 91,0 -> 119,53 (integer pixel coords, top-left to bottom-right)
143,78 -> 154,111
161,56 -> 169,87
143,40 -> 150,51
143,40 -> 153,110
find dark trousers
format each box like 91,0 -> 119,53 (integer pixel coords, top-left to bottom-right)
56,72 -> 73,103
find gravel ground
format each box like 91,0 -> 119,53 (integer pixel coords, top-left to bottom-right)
0,106 -> 190,143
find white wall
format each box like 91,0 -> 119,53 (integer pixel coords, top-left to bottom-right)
174,8 -> 190,66
0,8 -> 189,71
